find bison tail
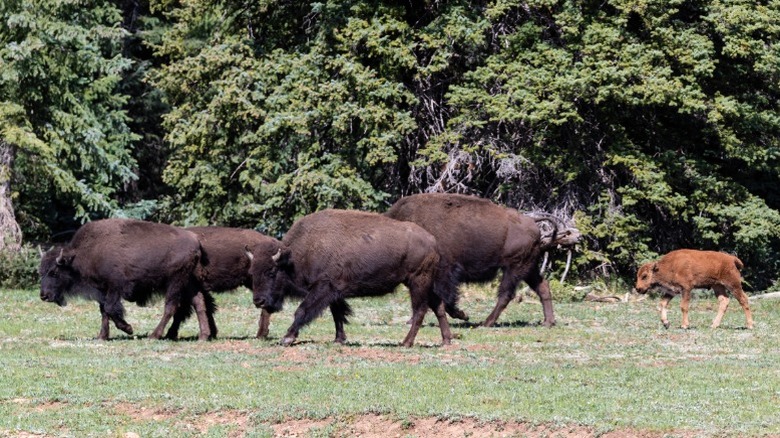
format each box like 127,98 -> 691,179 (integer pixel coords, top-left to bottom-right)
733,257 -> 744,271
434,262 -> 468,321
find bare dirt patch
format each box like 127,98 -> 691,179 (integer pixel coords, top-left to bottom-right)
265,414 -> 695,437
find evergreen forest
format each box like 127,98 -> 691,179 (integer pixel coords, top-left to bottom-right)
2,0 -> 779,290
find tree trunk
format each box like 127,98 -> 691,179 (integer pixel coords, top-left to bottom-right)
0,140 -> 22,252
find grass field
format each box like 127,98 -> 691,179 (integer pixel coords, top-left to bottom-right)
1,284 -> 779,437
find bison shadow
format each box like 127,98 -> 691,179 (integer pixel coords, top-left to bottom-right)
448,320 -> 540,329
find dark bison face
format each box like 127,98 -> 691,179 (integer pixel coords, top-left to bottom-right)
39,249 -> 77,306
247,245 -> 290,313
634,262 -> 656,294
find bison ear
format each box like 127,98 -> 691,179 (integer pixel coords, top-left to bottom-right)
274,248 -> 293,270
651,262 -> 659,272
55,249 -> 75,267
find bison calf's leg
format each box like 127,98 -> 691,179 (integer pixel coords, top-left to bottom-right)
680,289 -> 692,329
711,286 -> 730,329
729,284 -> 754,329
658,294 -> 673,329
257,309 -> 271,339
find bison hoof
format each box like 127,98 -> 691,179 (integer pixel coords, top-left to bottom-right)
281,336 -> 296,347
542,320 -> 556,328
662,322 -> 670,329
447,308 -> 469,321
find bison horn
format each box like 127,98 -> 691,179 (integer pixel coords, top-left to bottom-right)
55,248 -> 66,266
271,248 -> 282,262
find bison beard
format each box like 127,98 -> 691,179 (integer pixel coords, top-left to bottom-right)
635,249 -> 753,330
385,193 -> 572,327
38,218 -> 206,340
247,209 -> 454,347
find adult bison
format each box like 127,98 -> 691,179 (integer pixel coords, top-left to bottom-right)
635,249 -> 753,329
165,227 -> 277,340
39,218 -> 205,340
246,209 -> 454,347
385,193 -> 580,327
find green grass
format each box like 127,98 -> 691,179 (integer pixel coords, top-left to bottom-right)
1,285 -> 779,437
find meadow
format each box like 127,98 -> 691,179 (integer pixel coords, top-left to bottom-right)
1,284 -> 779,437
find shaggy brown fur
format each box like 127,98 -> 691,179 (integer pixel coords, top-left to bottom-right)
165,227 -> 279,340
39,218 -> 203,340
247,209 -> 453,347
385,193 -> 577,327
635,249 -> 753,329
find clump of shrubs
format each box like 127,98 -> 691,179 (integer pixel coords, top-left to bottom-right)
0,244 -> 42,289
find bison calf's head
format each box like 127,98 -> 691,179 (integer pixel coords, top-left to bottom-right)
247,242 -> 290,313
634,262 -> 656,294
39,248 -> 77,306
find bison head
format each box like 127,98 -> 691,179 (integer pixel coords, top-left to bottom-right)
634,262 -> 657,294
246,242 -> 291,313
39,248 -> 78,306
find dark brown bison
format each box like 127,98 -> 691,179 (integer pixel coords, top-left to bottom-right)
635,249 -> 753,329
385,193 -> 580,327
165,227 -> 277,340
39,218 -> 204,340
246,209 -> 454,347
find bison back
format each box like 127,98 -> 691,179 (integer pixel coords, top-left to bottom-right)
188,227 -> 276,291
284,209 -> 438,294
386,193 -> 541,277
67,219 -> 201,295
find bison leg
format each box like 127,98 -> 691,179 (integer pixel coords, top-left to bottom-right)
727,283 -> 753,329
710,286 -> 730,329
98,303 -> 111,341
165,299 -> 191,341
257,309 -> 271,339
282,283 -> 334,346
100,295 -> 133,339
680,289 -> 692,329
482,269 -> 520,327
149,299 -> 178,340
329,299 -> 352,344
401,292 -> 428,348
431,300 -> 453,346
659,294 -> 673,329
191,292 -> 213,341
526,270 -> 555,328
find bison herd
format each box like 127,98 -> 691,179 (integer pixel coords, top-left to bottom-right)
38,193 -> 753,346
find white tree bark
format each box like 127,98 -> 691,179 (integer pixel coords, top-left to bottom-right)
0,140 -> 22,252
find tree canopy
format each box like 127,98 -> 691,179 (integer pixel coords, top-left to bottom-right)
2,0 -> 779,289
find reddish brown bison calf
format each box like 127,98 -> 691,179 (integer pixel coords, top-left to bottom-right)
635,249 -> 753,330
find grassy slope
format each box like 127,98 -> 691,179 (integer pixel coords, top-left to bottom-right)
1,285 -> 778,437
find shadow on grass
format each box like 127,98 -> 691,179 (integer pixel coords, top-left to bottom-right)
448,319 -> 540,329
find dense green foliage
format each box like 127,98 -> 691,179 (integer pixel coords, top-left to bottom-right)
0,0 -> 138,237
1,0 -> 779,287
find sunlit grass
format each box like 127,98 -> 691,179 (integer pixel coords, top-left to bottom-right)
1,285 -> 779,436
